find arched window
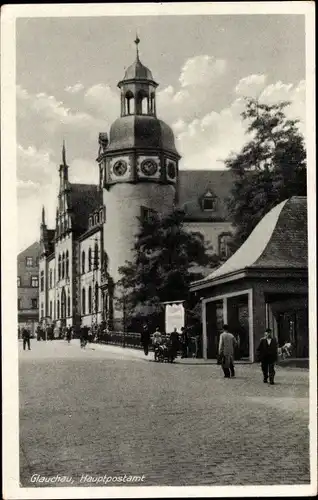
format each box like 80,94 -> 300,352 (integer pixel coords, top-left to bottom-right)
58,255 -> 61,281
94,242 -> 99,270
88,247 -> 92,272
94,214 -> 98,225
150,92 -> 156,114
99,209 -> 104,223
49,269 -> 52,288
137,90 -> 148,115
67,291 -> 71,317
82,250 -> 85,274
88,286 -> 92,314
62,252 -> 65,279
125,91 -> 134,115
95,283 -> 99,312
82,288 -> 86,315
66,250 -> 69,278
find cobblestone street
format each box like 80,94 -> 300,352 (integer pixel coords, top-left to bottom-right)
19,340 -> 310,487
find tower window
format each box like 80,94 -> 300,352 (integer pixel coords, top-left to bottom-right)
124,91 -> 134,115
140,206 -> 157,223
62,252 -> 65,279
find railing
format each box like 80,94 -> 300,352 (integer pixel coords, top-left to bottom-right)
98,331 -> 145,350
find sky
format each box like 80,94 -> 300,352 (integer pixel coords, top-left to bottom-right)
16,14 -> 306,252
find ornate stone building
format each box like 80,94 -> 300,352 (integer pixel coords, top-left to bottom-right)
39,41 -> 235,331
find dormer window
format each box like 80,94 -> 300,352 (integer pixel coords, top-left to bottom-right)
202,190 -> 216,211
99,209 -> 104,223
88,217 -> 93,229
94,214 -> 98,225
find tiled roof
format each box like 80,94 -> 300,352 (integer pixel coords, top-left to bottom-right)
68,184 -> 103,235
178,169 -> 234,220
192,196 -> 307,286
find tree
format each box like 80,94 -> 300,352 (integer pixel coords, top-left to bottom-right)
117,209 -> 220,329
225,98 -> 306,250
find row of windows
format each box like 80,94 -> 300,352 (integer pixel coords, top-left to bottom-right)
88,208 -> 106,229
81,284 -> 100,315
18,298 -> 38,310
81,244 -> 99,274
17,276 -> 39,288
58,251 -> 70,281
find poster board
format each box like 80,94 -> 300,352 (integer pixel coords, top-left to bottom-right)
165,301 -> 185,333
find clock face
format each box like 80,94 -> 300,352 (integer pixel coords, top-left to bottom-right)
140,159 -> 158,177
113,160 -> 128,177
167,161 -> 176,179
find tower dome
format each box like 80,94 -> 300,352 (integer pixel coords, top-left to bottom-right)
97,36 -> 180,191
123,59 -> 154,82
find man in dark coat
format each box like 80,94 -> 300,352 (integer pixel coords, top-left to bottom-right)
169,327 -> 180,360
256,328 -> 278,385
140,324 -> 151,356
22,328 -> 31,351
180,326 -> 189,358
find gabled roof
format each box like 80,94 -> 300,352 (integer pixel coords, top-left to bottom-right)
191,196 -> 307,289
178,169 -> 234,221
68,183 -> 103,235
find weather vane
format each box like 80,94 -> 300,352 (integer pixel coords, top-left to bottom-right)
134,33 -> 140,59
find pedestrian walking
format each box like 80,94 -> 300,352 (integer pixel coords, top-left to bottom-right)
256,328 -> 278,385
22,328 -> 31,351
218,324 -> 237,378
140,324 -> 151,356
66,326 -> 72,343
180,326 -> 189,358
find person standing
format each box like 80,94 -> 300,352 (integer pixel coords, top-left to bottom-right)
256,328 -> 278,385
22,328 -> 31,351
140,324 -> 151,356
169,327 -> 180,360
218,324 -> 237,378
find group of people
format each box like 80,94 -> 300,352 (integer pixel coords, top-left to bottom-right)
218,324 -> 278,384
140,325 -> 199,360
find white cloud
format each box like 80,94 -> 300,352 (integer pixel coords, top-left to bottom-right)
235,74 -> 267,98
65,82 -> 84,93
179,55 -> 227,87
69,157 -> 99,184
84,83 -> 119,123
17,85 -> 106,137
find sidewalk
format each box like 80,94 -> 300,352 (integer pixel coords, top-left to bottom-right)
87,342 -> 309,369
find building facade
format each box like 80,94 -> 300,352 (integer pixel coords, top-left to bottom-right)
17,241 -> 41,335
39,41 -> 235,331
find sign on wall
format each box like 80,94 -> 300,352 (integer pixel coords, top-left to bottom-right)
165,301 -> 185,333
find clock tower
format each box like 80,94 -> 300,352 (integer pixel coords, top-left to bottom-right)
97,37 -> 181,326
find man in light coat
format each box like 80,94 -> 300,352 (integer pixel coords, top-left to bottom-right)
218,324 -> 237,378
